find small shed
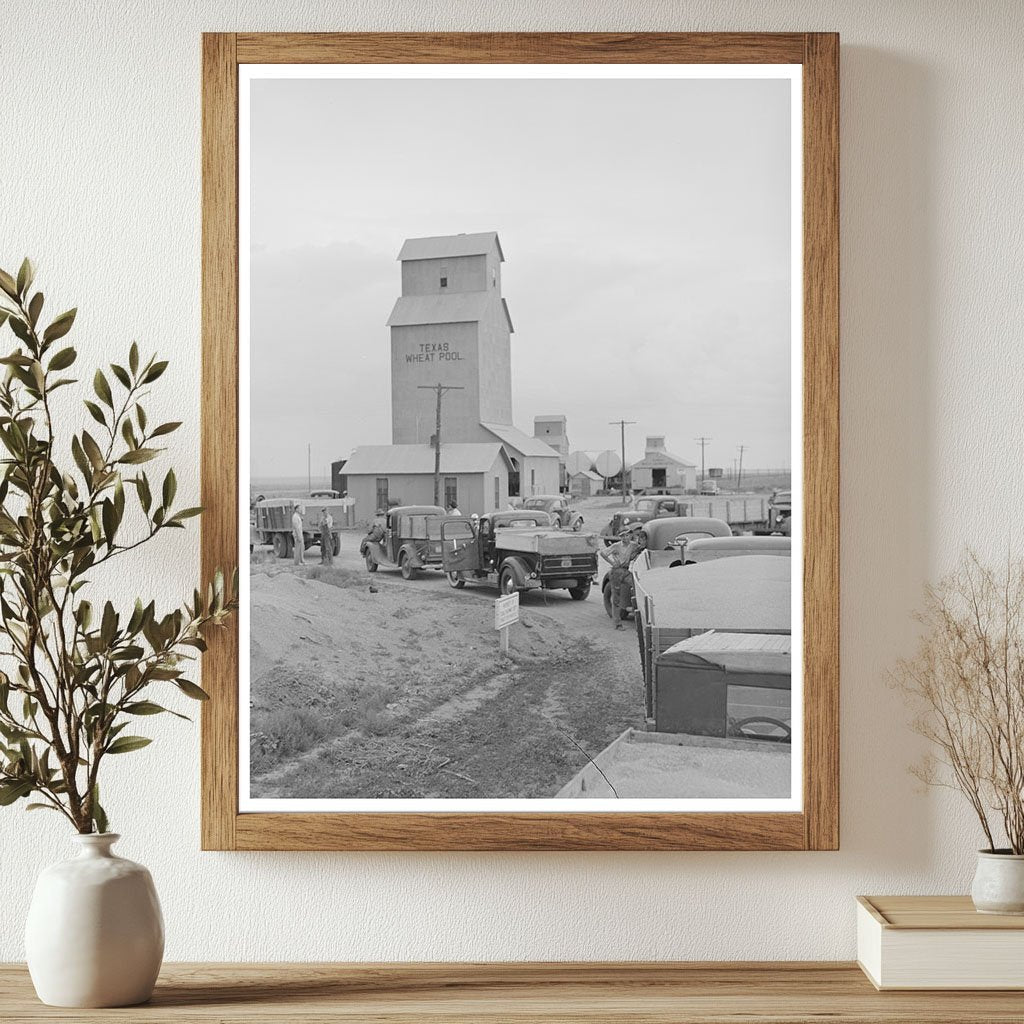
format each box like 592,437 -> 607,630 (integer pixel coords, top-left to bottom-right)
568,469 -> 604,498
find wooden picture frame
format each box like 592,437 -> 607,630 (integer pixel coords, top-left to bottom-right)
201,32 -> 838,851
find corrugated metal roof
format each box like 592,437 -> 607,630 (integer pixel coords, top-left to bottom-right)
386,292 -> 491,327
343,443 -> 511,476
480,422 -> 561,459
397,232 -> 504,262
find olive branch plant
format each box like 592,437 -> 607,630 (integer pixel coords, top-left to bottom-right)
895,551 -> 1024,854
0,259 -> 236,834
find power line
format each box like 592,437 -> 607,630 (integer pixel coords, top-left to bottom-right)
695,436 -> 712,487
417,382 -> 465,506
609,420 -> 636,505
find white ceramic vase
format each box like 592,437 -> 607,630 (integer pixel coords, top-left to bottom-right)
971,850 -> 1024,915
25,833 -> 164,1007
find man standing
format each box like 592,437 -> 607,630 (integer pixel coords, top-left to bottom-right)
318,508 -> 334,566
291,504 -> 305,566
600,525 -> 647,629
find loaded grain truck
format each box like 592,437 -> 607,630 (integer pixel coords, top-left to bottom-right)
252,497 -> 346,558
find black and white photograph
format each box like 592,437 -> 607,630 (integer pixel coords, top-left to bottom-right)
240,66 -> 802,810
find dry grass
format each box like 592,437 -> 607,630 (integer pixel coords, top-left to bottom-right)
895,551 -> 1024,853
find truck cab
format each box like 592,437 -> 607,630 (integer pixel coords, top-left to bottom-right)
441,511 -> 597,600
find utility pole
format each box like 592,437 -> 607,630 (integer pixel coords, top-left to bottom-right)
737,444 -> 747,492
609,419 -> 636,505
418,382 -> 465,506
695,436 -> 712,489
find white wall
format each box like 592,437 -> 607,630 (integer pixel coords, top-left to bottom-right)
2,0 -> 1021,962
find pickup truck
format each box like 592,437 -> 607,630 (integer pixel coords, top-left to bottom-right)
441,510 -> 598,600
252,497 -> 345,558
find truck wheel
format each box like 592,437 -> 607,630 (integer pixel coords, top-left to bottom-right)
272,534 -> 287,559
447,571 -> 466,589
400,552 -> 418,580
499,565 -> 520,595
572,518 -> 583,531
333,534 -> 341,556
364,552 -> 378,572
569,581 -> 591,601
602,581 -> 614,618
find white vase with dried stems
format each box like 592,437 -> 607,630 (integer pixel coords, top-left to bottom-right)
896,552 -> 1024,913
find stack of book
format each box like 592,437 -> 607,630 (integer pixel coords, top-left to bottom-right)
857,895 -> 1024,990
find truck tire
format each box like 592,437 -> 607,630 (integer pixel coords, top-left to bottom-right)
364,551 -> 378,572
569,581 -> 591,601
447,571 -> 466,589
602,580 -> 614,618
572,518 -> 583,532
272,534 -> 288,559
499,564 -> 521,595
333,534 -> 341,556
399,551 -> 418,581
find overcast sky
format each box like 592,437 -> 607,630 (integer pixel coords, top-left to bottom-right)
249,74 -> 793,480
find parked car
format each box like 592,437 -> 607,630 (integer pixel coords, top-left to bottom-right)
359,505 -> 446,579
521,494 -> 585,531
699,480 -> 720,495
441,510 -> 597,599
767,490 -> 792,535
601,517 -> 732,618
632,495 -> 686,517
685,536 -> 791,564
599,509 -> 653,546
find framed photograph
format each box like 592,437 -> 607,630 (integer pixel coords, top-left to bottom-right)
201,32 -> 838,851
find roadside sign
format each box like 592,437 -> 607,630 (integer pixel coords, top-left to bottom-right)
494,593 -> 520,630
495,593 -> 519,654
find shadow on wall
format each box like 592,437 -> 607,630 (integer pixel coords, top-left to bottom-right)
838,47 -> 939,871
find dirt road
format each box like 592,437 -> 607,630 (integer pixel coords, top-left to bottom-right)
249,500 -> 644,799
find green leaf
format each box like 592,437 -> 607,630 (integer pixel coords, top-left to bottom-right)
9,317 -> 31,344
0,269 -> 18,300
162,468 -> 176,509
91,785 -> 108,834
93,369 -> 113,408
142,360 -> 168,383
129,342 -> 139,375
83,400 -> 106,427
81,431 -> 105,471
0,779 -> 33,805
42,308 -> 76,344
26,803 -> 61,813
16,258 -> 34,298
175,679 -> 210,701
136,473 -> 152,513
117,448 -> 158,465
121,417 -> 137,449
168,507 -> 202,523
150,421 -> 182,438
27,291 -> 43,328
110,363 -> 131,389
105,735 -> 152,755
136,404 -> 147,432
48,346 -> 77,371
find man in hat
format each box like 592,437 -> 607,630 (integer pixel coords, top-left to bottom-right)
599,524 -> 647,629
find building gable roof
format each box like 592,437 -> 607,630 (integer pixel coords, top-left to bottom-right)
632,449 -> 697,469
480,422 -> 561,459
386,292 -> 490,328
343,443 -> 512,476
397,232 -> 504,262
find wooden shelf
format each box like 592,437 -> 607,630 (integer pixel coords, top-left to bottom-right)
3,962 -> 1024,1022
